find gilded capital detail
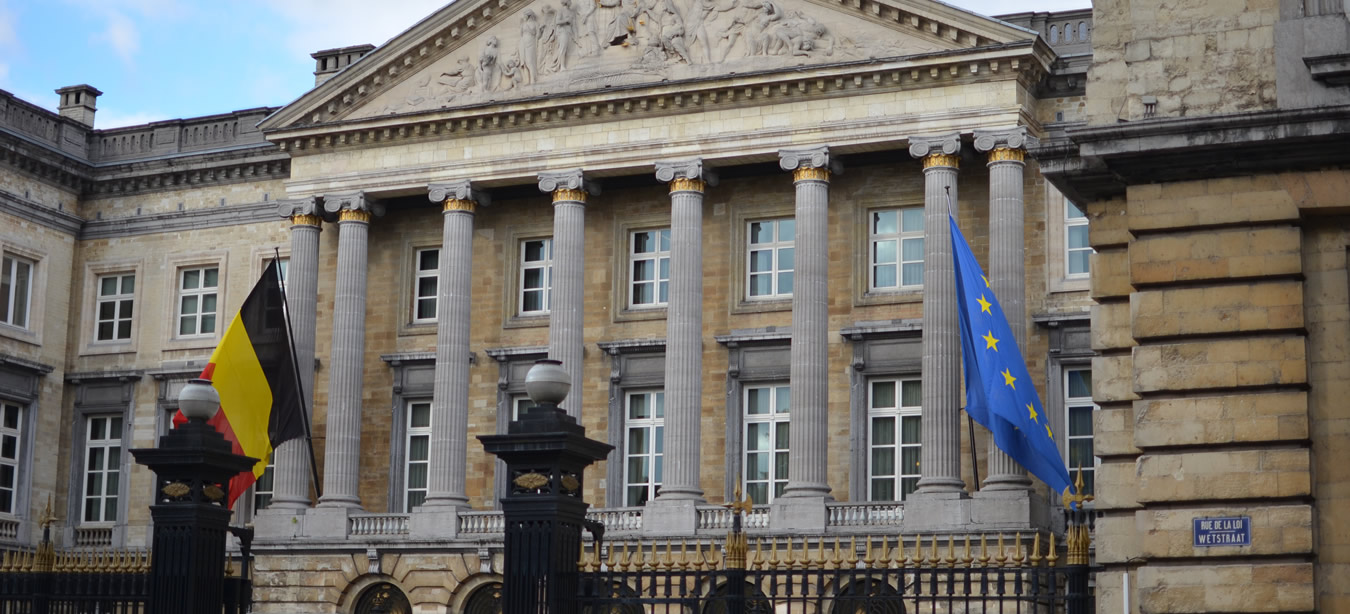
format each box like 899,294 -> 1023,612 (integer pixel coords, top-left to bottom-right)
973,127 -> 1038,165
987,148 -> 1025,163
443,199 -> 476,213
290,214 -> 323,227
552,188 -> 588,203
922,153 -> 961,169
338,209 -> 373,223
429,180 -> 490,210
778,145 -> 842,176
793,167 -> 831,182
669,178 -> 706,193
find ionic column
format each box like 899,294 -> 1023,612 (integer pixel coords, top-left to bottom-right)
423,181 -> 489,509
909,134 -> 966,494
653,159 -> 716,502
537,170 -> 599,419
974,128 -> 1039,491
778,146 -> 840,500
317,192 -> 377,508
270,197 -> 321,510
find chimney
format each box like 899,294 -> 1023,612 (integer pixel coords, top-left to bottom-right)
55,85 -> 102,127
311,44 -> 376,87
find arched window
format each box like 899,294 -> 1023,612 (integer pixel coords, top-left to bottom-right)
702,582 -> 772,614
1049,25 -> 1059,43
353,582 -> 411,614
1079,21 -> 1090,41
831,577 -> 904,614
464,582 -> 504,614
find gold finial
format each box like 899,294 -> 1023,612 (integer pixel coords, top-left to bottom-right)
1061,465 -> 1095,510
943,534 -> 956,568
1046,532 -> 1059,568
726,476 -> 755,517
1029,532 -> 1042,567
961,534 -> 973,568
829,537 -> 844,569
995,534 -> 1007,567
845,536 -> 859,566
1011,532 -> 1025,566
978,534 -> 990,567
38,495 -> 54,530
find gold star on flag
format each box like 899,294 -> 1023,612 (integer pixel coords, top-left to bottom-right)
1027,403 -> 1038,423
977,295 -> 992,314
1045,424 -> 1053,439
982,275 -> 990,288
1001,369 -> 1016,389
983,331 -> 999,351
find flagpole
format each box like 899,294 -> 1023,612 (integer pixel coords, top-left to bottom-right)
274,248 -> 324,501
947,186 -> 981,492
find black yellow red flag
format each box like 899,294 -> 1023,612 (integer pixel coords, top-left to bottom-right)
175,260 -> 304,508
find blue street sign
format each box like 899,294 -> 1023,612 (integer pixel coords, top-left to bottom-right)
1193,516 -> 1251,547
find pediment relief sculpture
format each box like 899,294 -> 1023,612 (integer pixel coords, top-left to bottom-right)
354,0 -> 947,118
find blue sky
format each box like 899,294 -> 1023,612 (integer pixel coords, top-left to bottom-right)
0,0 -> 1089,129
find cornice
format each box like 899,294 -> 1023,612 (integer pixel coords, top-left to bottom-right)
270,43 -> 1047,157
260,0 -> 1037,133
79,200 -> 281,240
0,188 -> 84,235
0,353 -> 55,376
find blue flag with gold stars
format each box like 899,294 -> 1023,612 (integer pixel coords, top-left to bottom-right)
949,214 -> 1075,501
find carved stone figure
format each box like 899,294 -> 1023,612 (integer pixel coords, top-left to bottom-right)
477,36 -> 502,92
599,0 -> 640,46
769,11 -> 832,56
437,57 -> 476,101
554,0 -> 579,71
685,0 -> 739,63
520,10 -> 540,84
749,0 -> 783,56
638,0 -> 693,63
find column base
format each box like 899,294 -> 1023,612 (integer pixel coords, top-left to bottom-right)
304,505 -> 356,539
902,490 -> 972,533
409,506 -> 462,539
982,474 -> 1034,492
642,499 -> 699,536
970,488 -> 1050,532
769,496 -> 829,533
254,507 -> 308,541
266,495 -> 314,511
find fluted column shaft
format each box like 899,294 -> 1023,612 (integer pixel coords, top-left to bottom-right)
318,207 -> 371,508
549,189 -> 586,419
271,213 -> 321,510
655,167 -> 707,502
783,164 -> 832,499
424,197 -> 477,508
983,146 -> 1033,490
914,149 -> 965,494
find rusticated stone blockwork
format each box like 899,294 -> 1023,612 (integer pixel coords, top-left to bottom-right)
1132,336 -> 1307,393
1128,226 -> 1302,285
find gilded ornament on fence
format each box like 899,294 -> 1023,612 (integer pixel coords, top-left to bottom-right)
204,484 -> 225,502
162,482 -> 191,499
560,475 -> 580,493
513,472 -> 549,490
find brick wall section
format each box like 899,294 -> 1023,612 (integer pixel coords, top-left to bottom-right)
1091,175 -> 1317,613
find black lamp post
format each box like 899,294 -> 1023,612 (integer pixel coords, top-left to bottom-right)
478,360 -> 613,614
132,378 -> 256,614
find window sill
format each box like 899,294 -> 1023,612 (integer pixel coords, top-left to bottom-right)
504,314 -> 550,329
1049,277 -> 1091,294
81,341 -> 137,357
614,306 -> 667,323
398,322 -> 438,337
0,323 -> 38,347
162,336 -> 219,352
856,289 -> 924,307
732,298 -> 792,315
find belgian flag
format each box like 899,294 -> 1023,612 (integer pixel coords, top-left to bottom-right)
175,260 -> 305,508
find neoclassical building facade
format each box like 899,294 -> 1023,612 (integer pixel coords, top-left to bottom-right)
0,1 -> 1107,611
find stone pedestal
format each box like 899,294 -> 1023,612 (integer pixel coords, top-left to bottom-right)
303,505 -> 356,539
769,496 -> 829,533
641,499 -> 699,536
409,507 -> 462,539
970,488 -> 1049,531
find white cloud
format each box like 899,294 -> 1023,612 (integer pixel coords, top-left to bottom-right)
95,108 -> 173,129
94,11 -> 141,63
254,0 -> 451,57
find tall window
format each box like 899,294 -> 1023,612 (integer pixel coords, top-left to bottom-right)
1065,369 -> 1097,495
870,208 -> 924,291
82,416 -> 123,523
624,391 -> 664,506
747,219 -> 794,299
253,461 -> 275,511
0,402 -> 22,515
176,266 -> 219,337
404,401 -> 431,511
413,248 -> 439,322
629,230 -> 670,308
1065,200 -> 1091,277
0,254 -> 33,329
743,384 -> 790,504
868,378 -> 922,501
519,239 -> 553,315
95,274 -> 135,342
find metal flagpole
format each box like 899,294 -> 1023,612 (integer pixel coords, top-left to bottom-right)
273,247 -> 323,500
947,187 -> 980,491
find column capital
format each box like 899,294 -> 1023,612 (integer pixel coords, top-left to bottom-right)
973,127 -> 1039,161
778,146 -> 843,175
322,191 -> 385,222
429,180 -> 491,213
538,169 -> 600,202
655,158 -> 719,189
908,133 -> 963,167
277,196 -> 322,226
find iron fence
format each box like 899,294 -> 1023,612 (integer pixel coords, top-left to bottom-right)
0,549 -> 251,614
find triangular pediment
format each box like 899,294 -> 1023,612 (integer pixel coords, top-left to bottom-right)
261,0 -> 1037,131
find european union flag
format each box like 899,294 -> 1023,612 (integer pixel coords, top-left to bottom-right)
949,214 -> 1076,502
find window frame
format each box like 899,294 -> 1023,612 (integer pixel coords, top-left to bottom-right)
742,383 -> 790,505
865,377 -> 922,502
0,253 -> 34,330
622,389 -> 665,507
412,248 -> 440,324
174,265 -> 221,339
745,218 -> 795,301
1065,199 -> 1091,279
1063,368 -> 1099,496
0,401 -> 24,517
403,400 -> 432,512
80,414 -> 124,526
518,238 -> 554,317
628,229 -> 671,310
868,207 -> 925,292
94,273 -> 136,343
